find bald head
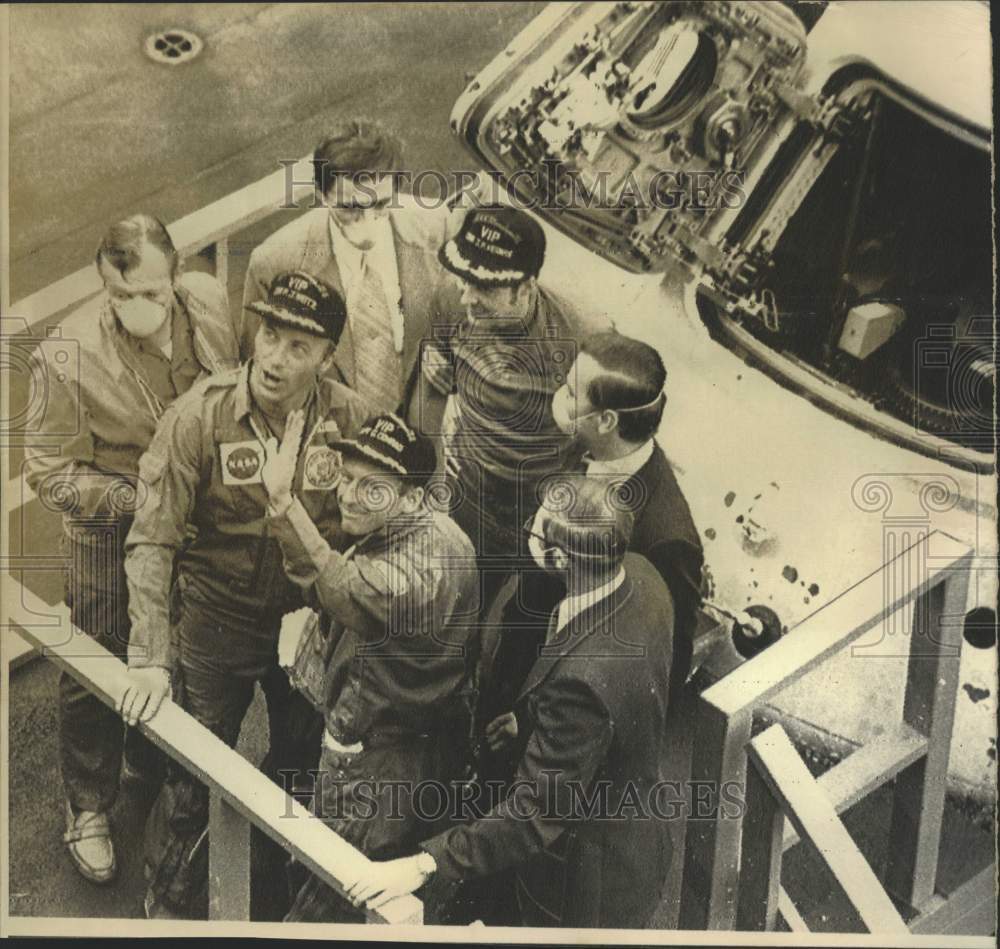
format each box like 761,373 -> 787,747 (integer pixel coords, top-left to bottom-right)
536,474 -> 635,579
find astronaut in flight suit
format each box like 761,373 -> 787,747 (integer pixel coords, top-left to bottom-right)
118,270 -> 367,918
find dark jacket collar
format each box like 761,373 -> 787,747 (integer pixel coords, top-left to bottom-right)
517,571 -> 637,699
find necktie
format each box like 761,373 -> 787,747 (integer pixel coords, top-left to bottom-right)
349,255 -> 403,415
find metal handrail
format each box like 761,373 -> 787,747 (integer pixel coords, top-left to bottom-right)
4,578 -> 423,925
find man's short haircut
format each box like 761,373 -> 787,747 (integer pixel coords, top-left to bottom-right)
313,119 -> 404,196
96,214 -> 178,279
580,331 -> 667,444
540,474 -> 634,574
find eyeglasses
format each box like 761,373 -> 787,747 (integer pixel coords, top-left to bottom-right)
522,512 -> 624,563
523,513 -> 560,553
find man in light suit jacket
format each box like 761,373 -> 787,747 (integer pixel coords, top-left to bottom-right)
242,120 -> 449,427
342,475 -> 677,929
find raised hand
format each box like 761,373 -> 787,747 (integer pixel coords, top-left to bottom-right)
262,408 -> 306,508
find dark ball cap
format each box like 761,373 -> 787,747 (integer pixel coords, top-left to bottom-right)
246,271 -> 347,343
333,413 -> 437,489
439,205 -> 546,287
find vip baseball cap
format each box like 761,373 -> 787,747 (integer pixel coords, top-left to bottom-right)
246,271 -> 347,342
332,413 -> 437,487
439,205 -> 546,287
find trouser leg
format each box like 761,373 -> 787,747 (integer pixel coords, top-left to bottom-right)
60,517 -> 160,813
260,662 -> 323,785
485,565 -> 563,719
449,465 -> 550,788
252,666 -> 324,921
476,561 -> 563,790
285,739 -> 448,923
144,595 -> 256,914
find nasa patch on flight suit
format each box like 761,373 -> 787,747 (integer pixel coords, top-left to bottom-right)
303,445 -> 342,491
220,439 -> 266,485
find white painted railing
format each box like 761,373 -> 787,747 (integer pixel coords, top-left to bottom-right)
6,578 -> 423,925
680,530 -> 977,933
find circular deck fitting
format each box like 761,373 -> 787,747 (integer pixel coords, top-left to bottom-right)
144,29 -> 203,66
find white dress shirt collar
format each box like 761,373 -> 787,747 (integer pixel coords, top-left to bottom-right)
554,567 -> 626,636
328,215 -> 364,290
583,439 -> 655,479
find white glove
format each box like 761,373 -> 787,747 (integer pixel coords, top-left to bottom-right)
261,409 -> 306,508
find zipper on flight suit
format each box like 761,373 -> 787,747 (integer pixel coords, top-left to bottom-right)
243,400 -> 327,602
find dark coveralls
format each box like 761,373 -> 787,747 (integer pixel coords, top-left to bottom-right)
266,500 -> 479,922
425,288 -> 600,722
124,362 -> 366,914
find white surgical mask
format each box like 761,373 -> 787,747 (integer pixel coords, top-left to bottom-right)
552,386 -> 666,435
114,296 -> 169,339
336,214 -> 380,251
551,387 -> 597,435
527,509 -> 561,572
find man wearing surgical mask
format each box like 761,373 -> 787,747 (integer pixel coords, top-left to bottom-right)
23,213 -> 238,887
243,119 -> 449,425
550,330 -> 704,705
479,331 -> 703,828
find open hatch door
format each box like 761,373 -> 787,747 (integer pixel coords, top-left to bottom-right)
452,1 -> 830,281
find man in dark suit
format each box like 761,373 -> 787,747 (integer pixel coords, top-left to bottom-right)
482,329 -> 704,753
551,330 -> 704,699
342,476 -> 676,928
243,119 -> 449,427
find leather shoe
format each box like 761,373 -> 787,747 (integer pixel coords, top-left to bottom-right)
63,802 -> 117,884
